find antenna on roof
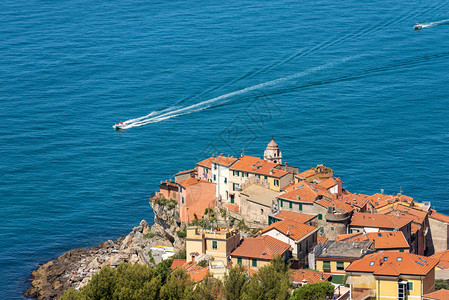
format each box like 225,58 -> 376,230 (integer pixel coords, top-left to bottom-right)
241,148 -> 245,157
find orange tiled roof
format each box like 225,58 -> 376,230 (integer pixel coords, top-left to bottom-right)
171,259 -> 187,269
291,269 -> 331,284
319,177 -> 338,189
223,202 -> 239,213
431,250 -> 449,269
424,288 -> 449,300
272,211 -> 317,224
177,177 -> 214,188
279,181 -> 322,203
379,204 -> 428,225
336,232 -> 365,241
231,235 -> 292,260
350,212 -> 412,229
197,157 -> 215,168
366,193 -> 415,209
341,192 -> 370,209
261,220 -> 317,241
341,231 -> 409,250
317,236 -> 328,245
296,169 -> 317,179
429,209 -> 449,224
319,198 -> 354,213
175,169 -> 197,176
181,262 -> 210,282
230,155 -> 289,178
212,155 -> 238,167
346,251 -> 438,276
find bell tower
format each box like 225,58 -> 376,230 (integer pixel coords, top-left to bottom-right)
264,138 -> 282,164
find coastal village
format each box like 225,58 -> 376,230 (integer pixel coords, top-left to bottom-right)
150,139 -> 449,300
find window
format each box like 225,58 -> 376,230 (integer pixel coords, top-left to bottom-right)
264,176 -> 267,179
246,172 -> 249,177
182,197 -> 184,204
320,227 -> 324,233
399,249 -> 404,253
231,197 -> 234,204
257,174 -> 260,179
331,226 -> 335,231
233,170 -> 235,176
274,179 -> 279,186
337,262 -> 344,271
289,202 -> 293,209
397,257 -> 403,262
214,164 -> 217,170
237,258 -> 242,265
236,171 -> 240,176
214,175 -> 216,181
407,281 -> 413,291
318,214 -> 323,220
224,177 -> 227,183
233,183 -> 235,191
398,282 -> 407,300
280,200 -> 283,208
369,261 -> 375,266
241,172 -> 244,177
298,204 -> 302,211
212,240 -> 218,249
323,261 -> 331,271
252,259 -> 257,267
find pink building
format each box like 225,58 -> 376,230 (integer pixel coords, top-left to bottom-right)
196,157 -> 214,182
177,177 -> 216,223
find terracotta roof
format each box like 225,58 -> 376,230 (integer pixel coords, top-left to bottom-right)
175,169 -> 197,176
317,198 -> 353,213
230,155 -> 289,178
338,231 -> 409,250
336,232 -> 364,241
223,202 -> 239,213
177,177 -> 214,188
272,211 -> 317,224
431,250 -> 449,269
319,177 -> 338,189
171,259 -> 187,269
296,169 -> 317,179
278,181 -> 321,203
180,261 -> 210,282
261,220 -> 317,241
429,209 -> 449,224
350,212 -> 412,229
196,157 -> 215,168
424,289 -> 449,300
366,193 -> 415,209
317,236 -> 328,245
379,204 -> 428,226
231,235 -> 292,260
346,251 -> 438,276
291,269 -> 331,284
212,155 -> 237,167
341,192 -> 370,209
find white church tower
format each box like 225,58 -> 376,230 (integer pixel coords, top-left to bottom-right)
263,138 -> 282,164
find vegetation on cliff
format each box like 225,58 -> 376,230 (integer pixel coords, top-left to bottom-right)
60,255 -> 334,300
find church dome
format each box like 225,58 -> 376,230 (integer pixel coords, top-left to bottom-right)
267,139 -> 278,148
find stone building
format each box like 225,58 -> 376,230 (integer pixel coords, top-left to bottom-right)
263,138 -> 283,164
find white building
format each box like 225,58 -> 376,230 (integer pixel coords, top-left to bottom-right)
211,155 -> 238,202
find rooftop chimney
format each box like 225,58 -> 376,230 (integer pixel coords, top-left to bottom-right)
270,168 -> 273,175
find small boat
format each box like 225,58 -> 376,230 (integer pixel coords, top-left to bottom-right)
113,121 -> 125,130
414,24 -> 422,30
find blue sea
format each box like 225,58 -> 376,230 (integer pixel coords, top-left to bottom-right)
1,0 -> 449,298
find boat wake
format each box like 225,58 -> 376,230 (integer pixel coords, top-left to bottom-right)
420,18 -> 449,28
114,55 -> 361,130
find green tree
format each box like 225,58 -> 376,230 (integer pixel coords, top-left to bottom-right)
223,264 -> 249,300
435,279 -> 449,290
159,268 -> 194,300
155,258 -> 174,285
290,281 -> 334,300
241,255 -> 291,300
191,275 -> 223,300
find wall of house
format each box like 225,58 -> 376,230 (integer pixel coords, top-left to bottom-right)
213,163 -> 230,202
179,181 -> 216,223
422,269 -> 435,295
278,199 -> 314,214
297,232 -> 317,267
428,218 -> 449,254
197,165 -> 212,182
231,257 -> 271,270
186,236 -> 204,263
240,197 -> 271,226
324,220 -> 348,240
316,259 -> 351,274
347,273 -> 376,291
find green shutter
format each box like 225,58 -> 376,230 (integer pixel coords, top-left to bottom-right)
252,259 -> 257,267
318,214 -> 323,220
280,200 -> 283,207
399,249 -> 404,252
407,281 -> 413,291
233,183 -> 235,191
337,261 -> 344,270
231,197 -> 234,204
264,176 -> 267,179
323,261 -> 331,271
212,240 -> 217,249
298,203 -> 302,211
237,258 -> 242,265
236,171 -> 239,176
289,202 -> 292,209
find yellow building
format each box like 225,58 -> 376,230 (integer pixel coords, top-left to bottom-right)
346,251 -> 438,300
185,227 -> 240,264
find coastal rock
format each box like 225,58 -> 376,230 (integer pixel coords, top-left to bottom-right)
26,198 -> 186,299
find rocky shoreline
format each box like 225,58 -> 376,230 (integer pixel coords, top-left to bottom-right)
25,201 -> 184,299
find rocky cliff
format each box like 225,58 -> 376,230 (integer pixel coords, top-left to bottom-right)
25,198 -> 184,299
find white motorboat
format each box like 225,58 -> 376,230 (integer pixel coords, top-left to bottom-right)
414,24 -> 422,30
113,122 -> 125,130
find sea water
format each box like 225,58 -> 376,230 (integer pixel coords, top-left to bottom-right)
1,0 -> 449,298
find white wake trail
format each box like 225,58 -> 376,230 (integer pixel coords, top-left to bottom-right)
118,55 -> 361,129
421,19 -> 449,28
